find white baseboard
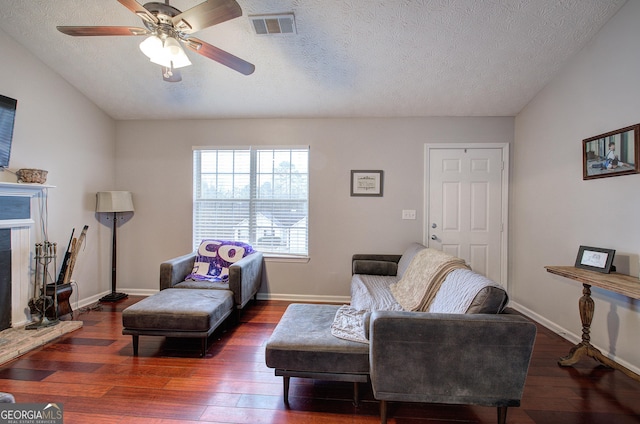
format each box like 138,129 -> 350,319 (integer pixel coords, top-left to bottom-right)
77,290 -> 349,308
71,289 -> 158,312
256,292 -> 350,304
509,300 -> 640,377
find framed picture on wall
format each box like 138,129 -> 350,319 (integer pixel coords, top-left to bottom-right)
574,245 -> 616,274
583,123 -> 640,180
350,170 -> 383,196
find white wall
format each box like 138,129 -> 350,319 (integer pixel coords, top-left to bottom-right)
513,0 -> 640,373
115,117 -> 513,300
0,29 -> 116,307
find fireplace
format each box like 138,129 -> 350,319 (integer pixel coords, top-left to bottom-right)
0,229 -> 10,331
0,182 -> 52,328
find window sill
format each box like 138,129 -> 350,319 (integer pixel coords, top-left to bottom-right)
264,254 -> 310,263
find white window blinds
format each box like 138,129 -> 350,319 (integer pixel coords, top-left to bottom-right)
193,146 -> 309,256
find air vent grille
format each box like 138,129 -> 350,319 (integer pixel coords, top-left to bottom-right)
249,13 -> 296,36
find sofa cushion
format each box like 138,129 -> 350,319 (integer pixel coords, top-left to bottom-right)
266,304 -> 370,375
186,240 -> 254,283
396,243 -> 427,278
350,274 -> 402,311
174,280 -> 230,290
122,288 -> 234,332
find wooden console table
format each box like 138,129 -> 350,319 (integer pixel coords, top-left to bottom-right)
545,266 -> 640,382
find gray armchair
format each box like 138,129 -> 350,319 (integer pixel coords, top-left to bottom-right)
369,311 -> 537,424
159,251 -> 264,310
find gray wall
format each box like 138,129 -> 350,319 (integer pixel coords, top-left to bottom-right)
0,28 -> 116,305
115,117 -> 514,300
512,0 -> 640,375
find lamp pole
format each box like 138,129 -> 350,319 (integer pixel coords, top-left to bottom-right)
100,211 -> 128,302
97,191 -> 133,303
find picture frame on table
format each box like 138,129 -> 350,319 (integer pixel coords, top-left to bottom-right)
583,123 -> 640,180
574,245 -> 616,274
350,170 -> 383,197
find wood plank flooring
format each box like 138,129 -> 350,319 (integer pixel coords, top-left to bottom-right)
0,297 -> 639,423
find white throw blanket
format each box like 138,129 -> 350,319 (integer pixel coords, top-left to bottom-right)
427,268 -> 504,313
330,305 -> 370,344
390,248 -> 468,312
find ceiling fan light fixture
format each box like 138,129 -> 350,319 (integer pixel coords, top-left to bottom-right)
163,36 -> 182,57
167,47 -> 192,69
139,35 -> 163,59
142,35 -> 192,69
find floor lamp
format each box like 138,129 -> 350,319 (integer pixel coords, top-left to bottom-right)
96,191 -> 134,302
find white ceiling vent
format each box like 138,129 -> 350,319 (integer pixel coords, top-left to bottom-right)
249,13 -> 296,36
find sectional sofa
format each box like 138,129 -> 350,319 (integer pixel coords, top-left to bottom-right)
266,243 -> 537,424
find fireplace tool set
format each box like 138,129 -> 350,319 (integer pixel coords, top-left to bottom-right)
26,241 -> 59,329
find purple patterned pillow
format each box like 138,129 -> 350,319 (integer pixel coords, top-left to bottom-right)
186,240 -> 255,282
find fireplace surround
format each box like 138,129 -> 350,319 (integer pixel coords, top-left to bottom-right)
0,182 -> 52,328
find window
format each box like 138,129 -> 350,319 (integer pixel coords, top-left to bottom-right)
193,146 -> 309,257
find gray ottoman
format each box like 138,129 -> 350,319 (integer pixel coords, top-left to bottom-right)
265,303 -> 370,405
122,288 -> 234,356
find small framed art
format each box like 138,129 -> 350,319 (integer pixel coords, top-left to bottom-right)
583,123 -> 640,180
574,245 -> 616,274
350,170 -> 383,197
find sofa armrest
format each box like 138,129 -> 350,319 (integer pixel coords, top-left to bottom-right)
369,311 -> 536,407
352,254 -> 402,276
229,252 -> 264,309
159,252 -> 196,290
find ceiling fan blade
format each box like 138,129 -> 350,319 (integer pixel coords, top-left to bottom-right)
57,26 -> 150,36
117,0 -> 159,25
172,0 -> 242,33
162,67 -> 182,82
184,37 -> 255,75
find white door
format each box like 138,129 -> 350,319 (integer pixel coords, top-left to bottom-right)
425,145 -> 508,285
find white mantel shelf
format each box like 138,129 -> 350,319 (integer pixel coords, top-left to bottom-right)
0,182 -> 55,196
0,182 -> 54,229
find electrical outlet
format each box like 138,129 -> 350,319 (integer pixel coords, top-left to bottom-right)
402,209 -> 416,220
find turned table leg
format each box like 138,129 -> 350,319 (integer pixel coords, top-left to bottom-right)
558,284 -> 596,366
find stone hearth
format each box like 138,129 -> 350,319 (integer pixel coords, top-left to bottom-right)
0,320 -> 82,365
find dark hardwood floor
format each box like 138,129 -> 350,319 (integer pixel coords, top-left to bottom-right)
0,297 -> 639,423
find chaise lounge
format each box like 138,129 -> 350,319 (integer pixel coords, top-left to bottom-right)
122,240 -> 264,356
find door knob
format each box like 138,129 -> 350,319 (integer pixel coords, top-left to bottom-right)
431,235 -> 437,240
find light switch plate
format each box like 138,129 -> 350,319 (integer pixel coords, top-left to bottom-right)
402,209 -> 416,220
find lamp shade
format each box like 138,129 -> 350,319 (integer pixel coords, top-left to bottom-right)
96,191 -> 134,213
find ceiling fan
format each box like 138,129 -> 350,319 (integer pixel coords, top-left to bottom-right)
57,0 -> 255,82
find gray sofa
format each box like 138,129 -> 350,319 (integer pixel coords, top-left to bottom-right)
353,243 -> 537,424
266,243 -> 536,424
160,250 -> 264,311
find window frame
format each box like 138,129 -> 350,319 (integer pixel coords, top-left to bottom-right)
192,145 -> 310,259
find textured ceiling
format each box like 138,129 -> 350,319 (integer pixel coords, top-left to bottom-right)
0,0 -> 627,120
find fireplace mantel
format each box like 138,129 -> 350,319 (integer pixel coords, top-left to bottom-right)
0,182 -> 54,327
0,181 -> 55,196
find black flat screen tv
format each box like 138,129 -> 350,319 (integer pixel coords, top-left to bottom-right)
0,94 -> 17,169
